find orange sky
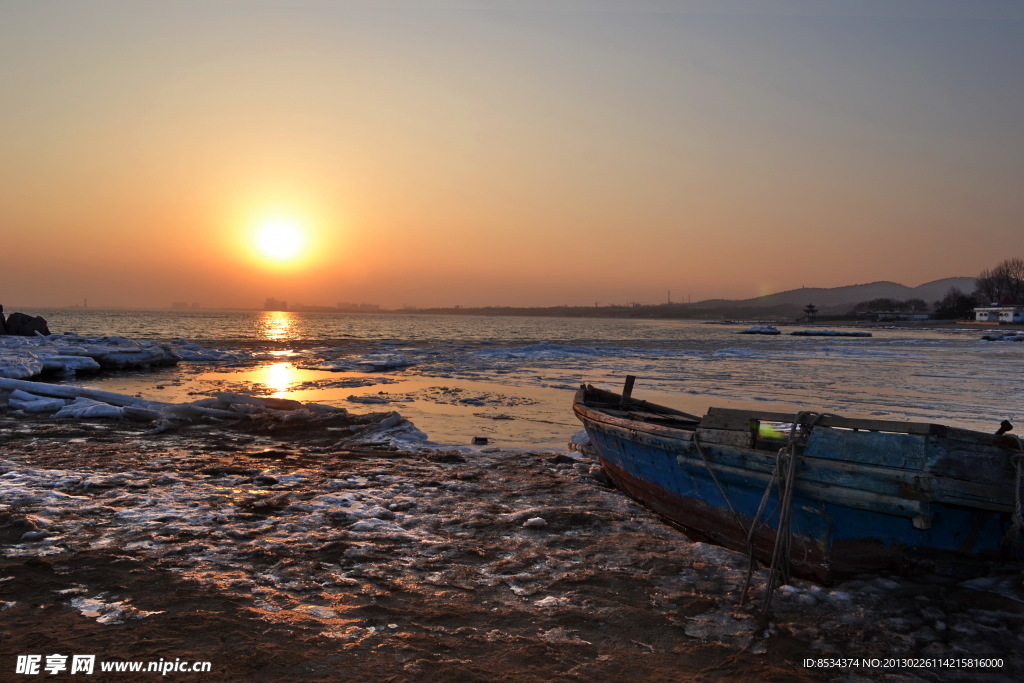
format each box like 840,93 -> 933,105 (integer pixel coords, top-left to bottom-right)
2,2 -> 1022,310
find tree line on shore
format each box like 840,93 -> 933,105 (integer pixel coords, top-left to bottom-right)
852,257 -> 1023,320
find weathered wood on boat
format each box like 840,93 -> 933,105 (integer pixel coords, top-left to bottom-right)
696,427 -> 753,449
620,374 -> 636,407
700,406 -> 940,436
929,443 -> 1016,486
806,429 -> 927,469
941,426 -> 1018,449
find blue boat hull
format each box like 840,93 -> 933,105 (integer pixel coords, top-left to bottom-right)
574,385 -> 1022,583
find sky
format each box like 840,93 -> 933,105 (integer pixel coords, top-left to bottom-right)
2,0 -> 1022,310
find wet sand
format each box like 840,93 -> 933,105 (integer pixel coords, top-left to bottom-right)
1,413 -> 1022,681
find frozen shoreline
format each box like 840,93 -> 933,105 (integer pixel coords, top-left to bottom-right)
0,337 -> 430,451
2,331 -> 1023,678
0,334 -> 579,450
2,324 -> 1021,451
1,414 -> 1022,679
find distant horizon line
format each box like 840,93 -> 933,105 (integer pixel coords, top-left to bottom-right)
5,275 -> 977,314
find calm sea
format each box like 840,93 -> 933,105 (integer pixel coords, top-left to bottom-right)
36,308 -> 1024,449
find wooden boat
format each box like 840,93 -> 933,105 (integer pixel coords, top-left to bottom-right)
573,379 -> 1024,584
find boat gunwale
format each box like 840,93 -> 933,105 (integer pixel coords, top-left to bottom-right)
572,386 -> 699,441
573,384 -> 1015,447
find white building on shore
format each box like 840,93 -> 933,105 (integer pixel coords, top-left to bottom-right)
974,305 -> 1024,323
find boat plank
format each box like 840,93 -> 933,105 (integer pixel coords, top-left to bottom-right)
943,426 -> 1022,449
806,429 -> 927,469
673,453 -> 933,521
928,442 -> 1016,486
702,407 -> 938,435
696,427 -> 753,449
690,437 -> 1010,509
685,442 -> 939,504
627,410 -> 699,427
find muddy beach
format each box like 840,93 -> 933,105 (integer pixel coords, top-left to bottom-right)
1,410 -> 1022,682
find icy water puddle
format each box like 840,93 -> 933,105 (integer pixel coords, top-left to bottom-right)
78,361 -> 581,451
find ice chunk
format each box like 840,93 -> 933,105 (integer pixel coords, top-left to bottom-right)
9,397 -> 65,413
54,398 -> 123,420
7,389 -> 66,413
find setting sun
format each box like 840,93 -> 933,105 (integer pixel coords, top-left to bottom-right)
254,218 -> 306,263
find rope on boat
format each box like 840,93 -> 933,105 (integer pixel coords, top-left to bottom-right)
757,412 -> 830,628
692,430 -> 795,611
739,466 -> 780,606
693,431 -> 782,610
692,432 -> 748,535
692,409 -> 836,623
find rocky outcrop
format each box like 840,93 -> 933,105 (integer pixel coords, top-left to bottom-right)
0,310 -> 51,336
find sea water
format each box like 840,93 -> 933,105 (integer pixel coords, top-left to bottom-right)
36,308 -> 1024,450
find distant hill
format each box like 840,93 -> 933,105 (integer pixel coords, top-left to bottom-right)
692,277 -> 976,315
412,277 -> 978,320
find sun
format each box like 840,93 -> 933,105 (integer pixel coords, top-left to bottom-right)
254,217 -> 306,263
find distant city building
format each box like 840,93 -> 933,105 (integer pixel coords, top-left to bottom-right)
291,303 -> 339,312
974,305 -> 1024,323
265,297 -> 288,311
336,302 -> 380,312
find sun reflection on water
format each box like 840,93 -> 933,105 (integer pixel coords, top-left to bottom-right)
257,362 -> 302,396
259,311 -> 294,341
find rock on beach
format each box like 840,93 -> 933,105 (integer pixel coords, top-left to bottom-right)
0,307 -> 50,337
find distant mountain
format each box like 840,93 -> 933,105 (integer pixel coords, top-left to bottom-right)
414,277 -> 978,320
692,277 -> 976,315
